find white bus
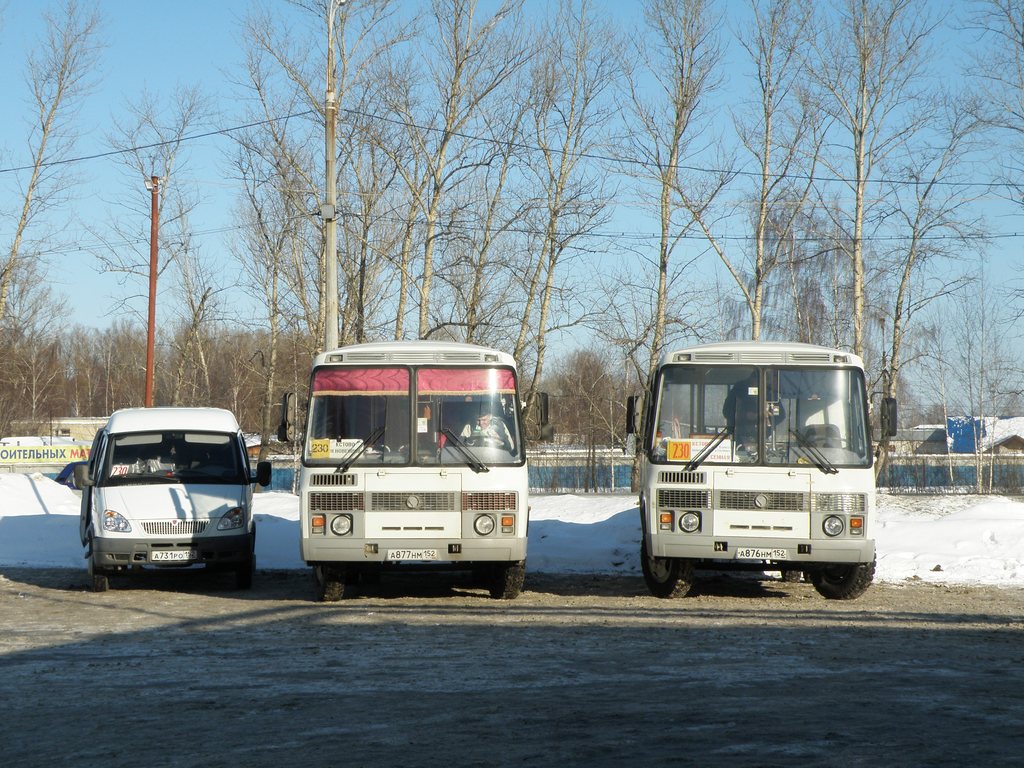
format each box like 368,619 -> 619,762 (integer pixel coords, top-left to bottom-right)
281,341 -> 540,601
627,341 -> 896,600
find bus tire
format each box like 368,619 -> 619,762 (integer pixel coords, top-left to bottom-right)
488,561 -> 526,600
810,558 -> 875,600
641,540 -> 694,598
313,564 -> 352,602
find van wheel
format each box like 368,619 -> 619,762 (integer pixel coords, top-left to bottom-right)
88,555 -> 109,593
488,562 -> 526,600
313,565 -> 353,602
641,539 -> 694,598
235,556 -> 255,590
810,559 -> 875,600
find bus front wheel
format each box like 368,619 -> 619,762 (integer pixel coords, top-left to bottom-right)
810,559 -> 875,600
313,564 -> 354,602
641,540 -> 694,599
488,561 -> 526,600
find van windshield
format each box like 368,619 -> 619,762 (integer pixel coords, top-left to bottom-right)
101,431 -> 246,486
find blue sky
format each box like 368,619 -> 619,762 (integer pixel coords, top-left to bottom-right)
1,1 -> 1022,352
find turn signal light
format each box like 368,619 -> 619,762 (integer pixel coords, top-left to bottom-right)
659,512 -> 673,531
850,516 -> 864,535
311,514 -> 326,535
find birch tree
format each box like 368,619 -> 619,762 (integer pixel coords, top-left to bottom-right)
805,0 -> 939,359
0,0 -> 101,322
620,0 -> 723,384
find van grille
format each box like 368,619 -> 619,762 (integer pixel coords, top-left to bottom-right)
142,520 -> 208,535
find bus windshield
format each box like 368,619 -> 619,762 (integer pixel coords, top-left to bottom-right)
305,365 -> 523,467
651,365 -> 871,468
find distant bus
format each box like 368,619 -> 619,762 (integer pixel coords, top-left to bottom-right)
281,341 -> 542,601
627,341 -> 896,600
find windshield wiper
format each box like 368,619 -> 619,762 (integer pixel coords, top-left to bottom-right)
683,428 -> 731,472
789,428 -> 839,475
441,428 -> 489,473
337,426 -> 386,473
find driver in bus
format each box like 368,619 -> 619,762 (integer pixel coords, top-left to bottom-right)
462,409 -> 515,452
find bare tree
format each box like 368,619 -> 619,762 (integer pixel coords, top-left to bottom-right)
620,0 -> 724,383
804,0 -> 940,359
713,0 -> 823,340
513,0 -> 618,410
0,0 -> 102,322
384,0 -> 530,339
871,93 -> 984,470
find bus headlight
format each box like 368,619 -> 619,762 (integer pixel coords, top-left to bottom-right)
330,514 -> 353,536
679,511 -> 701,533
823,515 -> 845,537
474,514 -> 496,536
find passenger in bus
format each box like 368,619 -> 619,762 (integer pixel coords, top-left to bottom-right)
462,410 -> 514,452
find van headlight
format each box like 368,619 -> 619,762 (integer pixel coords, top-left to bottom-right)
102,510 -> 131,533
217,507 -> 245,531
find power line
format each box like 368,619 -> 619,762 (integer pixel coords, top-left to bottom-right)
0,103 -> 1016,195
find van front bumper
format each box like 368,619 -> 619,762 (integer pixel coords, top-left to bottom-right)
91,531 -> 253,569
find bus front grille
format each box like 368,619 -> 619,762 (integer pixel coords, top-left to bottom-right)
658,489 -> 710,509
718,490 -> 808,512
310,492 -> 364,511
370,492 -> 456,512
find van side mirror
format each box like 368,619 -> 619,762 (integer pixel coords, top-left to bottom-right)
277,392 -> 297,443
74,463 -> 93,488
254,460 -> 272,488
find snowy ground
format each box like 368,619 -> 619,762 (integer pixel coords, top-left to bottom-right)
1,472 -> 1022,586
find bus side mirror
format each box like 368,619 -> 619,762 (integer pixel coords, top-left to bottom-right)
625,395 -> 638,436
536,392 -> 554,442
882,397 -> 898,437
277,392 -> 297,443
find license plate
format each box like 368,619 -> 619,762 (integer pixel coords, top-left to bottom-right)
150,549 -> 197,562
386,548 -> 439,561
735,547 -> 789,561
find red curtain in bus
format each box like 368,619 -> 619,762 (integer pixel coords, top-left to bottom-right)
416,367 -> 516,395
312,367 -> 409,396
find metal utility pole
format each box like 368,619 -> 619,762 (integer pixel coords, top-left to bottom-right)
323,0 -> 346,352
144,175 -> 160,407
